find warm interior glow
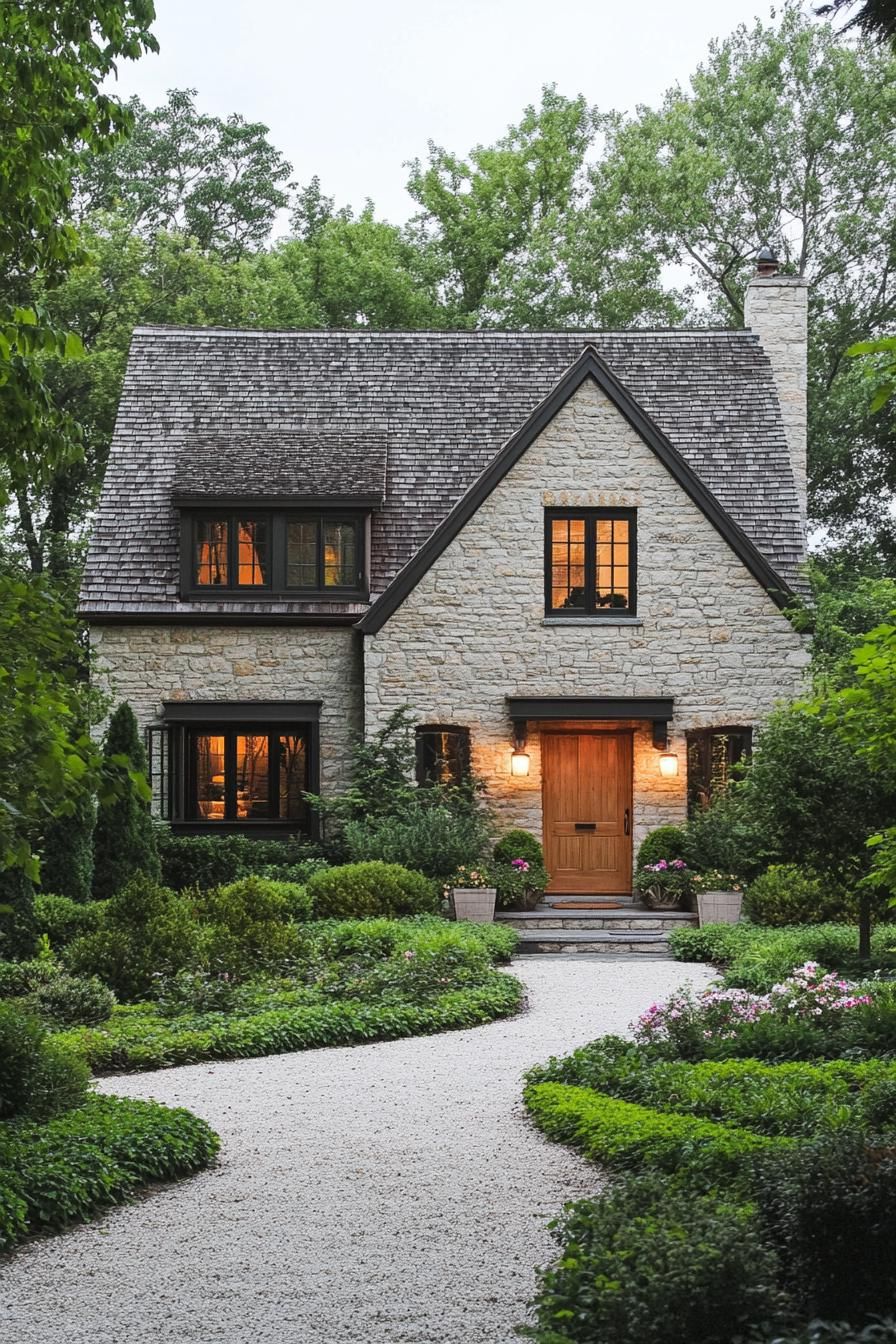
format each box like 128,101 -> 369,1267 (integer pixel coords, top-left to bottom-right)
659,753 -> 679,778
510,749 -> 531,777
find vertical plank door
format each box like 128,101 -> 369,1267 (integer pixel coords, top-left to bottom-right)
542,731 -> 633,893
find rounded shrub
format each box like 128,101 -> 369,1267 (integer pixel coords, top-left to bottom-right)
306,861 -> 438,919
743,865 -> 856,927
196,876 -> 303,974
34,894 -> 104,950
636,826 -> 688,870
26,973 -> 116,1027
0,957 -> 61,999
493,829 -> 543,866
0,1002 -> 88,1120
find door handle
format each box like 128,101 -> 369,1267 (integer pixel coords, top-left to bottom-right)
574,822 -> 597,831
624,809 -> 630,836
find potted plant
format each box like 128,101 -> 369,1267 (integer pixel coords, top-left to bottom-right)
447,866 -> 497,923
494,856 -> 549,911
693,870 -> 745,925
634,859 -> 694,911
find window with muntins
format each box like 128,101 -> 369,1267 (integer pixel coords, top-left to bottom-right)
686,727 -> 753,815
545,508 -> 637,616
187,726 -> 309,823
184,510 -> 365,597
415,726 -> 471,788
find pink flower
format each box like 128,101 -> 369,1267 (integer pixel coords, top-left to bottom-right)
403,950 -> 415,960
511,858 -> 530,871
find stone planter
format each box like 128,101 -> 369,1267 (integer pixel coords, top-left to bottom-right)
451,887 -> 497,923
641,882 -> 688,912
697,889 -> 743,925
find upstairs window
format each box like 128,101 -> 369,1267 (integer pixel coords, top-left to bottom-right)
415,725 -> 471,788
183,510 -> 366,597
545,508 -> 637,616
686,727 -> 753,815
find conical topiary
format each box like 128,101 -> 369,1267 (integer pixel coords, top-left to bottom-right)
0,868 -> 37,960
41,791 -> 96,902
92,703 -> 160,901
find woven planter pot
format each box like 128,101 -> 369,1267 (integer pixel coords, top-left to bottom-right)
696,889 -> 743,925
641,882 -> 688,912
451,887 -> 497,923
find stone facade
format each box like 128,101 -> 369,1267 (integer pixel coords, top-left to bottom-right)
91,624 -> 361,798
744,275 -> 809,526
363,379 -> 810,860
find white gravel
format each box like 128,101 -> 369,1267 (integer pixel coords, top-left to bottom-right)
2,955 -> 714,1344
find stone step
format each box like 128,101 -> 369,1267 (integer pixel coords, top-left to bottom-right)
497,907 -> 697,931
513,928 -> 672,955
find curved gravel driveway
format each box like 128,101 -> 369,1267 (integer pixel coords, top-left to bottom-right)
3,956 -> 713,1344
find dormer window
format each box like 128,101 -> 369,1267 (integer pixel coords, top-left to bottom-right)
181,509 -> 366,598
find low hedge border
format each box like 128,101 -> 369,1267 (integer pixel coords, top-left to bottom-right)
0,1094 -> 219,1252
524,1081 -> 786,1179
57,971 -> 524,1073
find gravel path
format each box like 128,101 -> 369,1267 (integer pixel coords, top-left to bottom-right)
3,956 -> 714,1344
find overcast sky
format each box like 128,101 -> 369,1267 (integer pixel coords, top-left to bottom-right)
109,0 -> 793,223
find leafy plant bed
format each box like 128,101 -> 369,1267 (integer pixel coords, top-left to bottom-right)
521,967 -> 896,1344
668,920 -> 896,991
53,918 -> 522,1073
0,1094 -> 219,1253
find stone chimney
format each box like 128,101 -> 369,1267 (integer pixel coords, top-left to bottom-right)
743,247 -> 809,529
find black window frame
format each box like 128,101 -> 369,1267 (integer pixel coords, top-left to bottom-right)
180,508 -> 367,600
544,507 -> 637,617
415,725 -> 471,789
686,725 -> 753,816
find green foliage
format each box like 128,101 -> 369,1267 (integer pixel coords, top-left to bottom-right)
193,877 -> 304,975
91,703 -> 159,900
39,790 -> 95,903
67,873 -> 201,1000
636,826 -> 688,869
0,868 -> 37,961
525,1082 -> 780,1178
34,893 -> 104,949
343,807 -> 490,880
0,1001 -> 88,1120
493,830 -> 544,866
0,1094 -> 218,1253
306,862 -> 438,919
155,829 -> 324,890
523,1176 -> 782,1344
683,792 -> 755,876
744,865 -> 857,927
25,973 -> 115,1027
752,1134 -> 896,1321
0,958 -> 59,999
668,921 -> 896,991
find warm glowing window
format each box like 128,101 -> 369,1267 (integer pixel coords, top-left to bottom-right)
189,727 -> 308,823
415,726 -> 471,788
185,511 -> 365,596
545,509 -> 636,616
686,727 -> 752,816
286,515 -> 361,590
192,515 -> 269,588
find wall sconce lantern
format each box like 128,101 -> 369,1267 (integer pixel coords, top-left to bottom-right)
659,753 -> 679,778
510,720 -> 530,777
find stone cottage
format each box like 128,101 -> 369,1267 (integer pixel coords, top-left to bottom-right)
80,259 -> 810,895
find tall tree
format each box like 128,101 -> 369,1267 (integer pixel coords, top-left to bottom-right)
75,88 -> 294,256
817,0 -> 896,43
92,703 -> 160,901
583,3 -> 896,558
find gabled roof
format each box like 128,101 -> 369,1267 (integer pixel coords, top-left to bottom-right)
172,434 -> 387,506
359,345 -> 794,633
80,328 -> 805,621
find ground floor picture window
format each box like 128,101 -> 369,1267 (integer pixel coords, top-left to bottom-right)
415,725 -> 470,788
686,726 -> 752,814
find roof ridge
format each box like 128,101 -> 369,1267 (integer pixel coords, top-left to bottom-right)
130,324 -> 758,339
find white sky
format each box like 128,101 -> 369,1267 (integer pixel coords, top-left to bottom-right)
107,0 -> 798,224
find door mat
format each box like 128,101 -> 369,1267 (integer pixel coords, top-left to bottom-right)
550,900 -> 623,910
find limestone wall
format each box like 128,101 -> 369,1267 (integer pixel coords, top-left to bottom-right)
91,624 -> 361,797
364,379 -> 810,855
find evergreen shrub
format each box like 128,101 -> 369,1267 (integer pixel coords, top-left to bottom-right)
92,703 -> 160,900
0,868 -> 37,960
342,808 -> 490,879
26,973 -> 116,1027
40,792 -> 95,903
34,893 -> 104,949
493,829 -> 544,866
306,861 -> 438,918
636,826 -> 688,869
0,1002 -> 88,1120
744,865 -> 857,926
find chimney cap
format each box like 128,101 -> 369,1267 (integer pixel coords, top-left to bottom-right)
755,244 -> 779,277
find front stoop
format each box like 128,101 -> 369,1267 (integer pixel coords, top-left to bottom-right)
497,900 -> 697,956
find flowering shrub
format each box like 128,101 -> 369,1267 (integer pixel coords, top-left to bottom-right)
691,869 -> 744,894
633,860 -> 693,908
634,963 -> 873,1051
494,856 -> 549,910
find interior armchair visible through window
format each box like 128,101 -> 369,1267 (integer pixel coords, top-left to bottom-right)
189,727 -> 308,823
545,508 -> 636,616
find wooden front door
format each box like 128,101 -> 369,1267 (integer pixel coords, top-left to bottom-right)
542,732 -> 633,893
